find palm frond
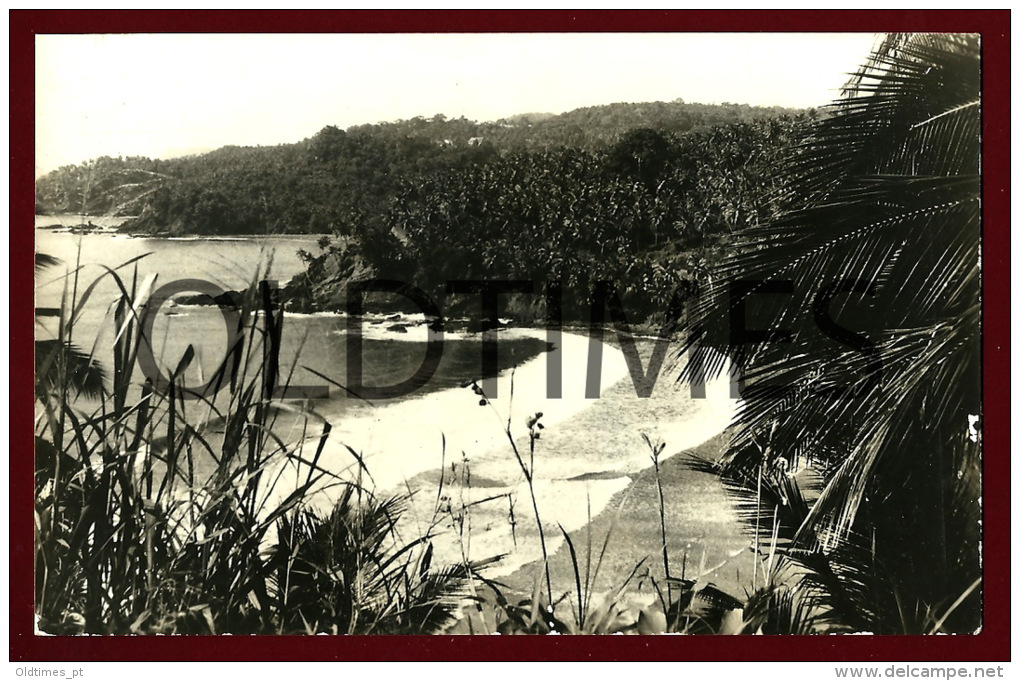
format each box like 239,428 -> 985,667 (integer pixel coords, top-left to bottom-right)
35,338 -> 107,400
680,33 -> 981,634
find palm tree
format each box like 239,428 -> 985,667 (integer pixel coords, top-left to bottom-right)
683,33 -> 981,633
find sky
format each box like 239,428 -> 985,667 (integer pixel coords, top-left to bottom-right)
35,32 -> 881,177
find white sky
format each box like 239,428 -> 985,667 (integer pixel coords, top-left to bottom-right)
35,32 -> 881,176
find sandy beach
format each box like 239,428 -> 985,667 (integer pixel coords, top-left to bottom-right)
262,327 -> 747,610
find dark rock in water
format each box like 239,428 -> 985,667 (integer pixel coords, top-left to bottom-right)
465,317 -> 506,334
69,221 -> 101,235
174,290 -> 245,308
388,323 -> 409,333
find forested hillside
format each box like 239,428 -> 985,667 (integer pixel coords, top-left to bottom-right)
36,99 -> 805,229
37,99 -> 809,321
291,115 -> 806,321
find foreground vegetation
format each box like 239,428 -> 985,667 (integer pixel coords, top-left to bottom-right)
34,257 -> 485,634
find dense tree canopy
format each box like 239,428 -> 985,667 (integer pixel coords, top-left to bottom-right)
377,117 -> 803,320
36,99 -> 803,235
37,100 -> 807,323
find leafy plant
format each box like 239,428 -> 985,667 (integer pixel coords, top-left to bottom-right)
681,33 -> 982,634
267,484 -> 487,634
33,254 -> 476,634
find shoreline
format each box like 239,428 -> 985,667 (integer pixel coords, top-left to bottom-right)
37,226 -> 698,335
254,328 -> 739,584
448,428 -> 754,634
500,428 -> 751,596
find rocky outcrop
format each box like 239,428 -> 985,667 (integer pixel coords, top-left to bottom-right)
282,247 -> 378,313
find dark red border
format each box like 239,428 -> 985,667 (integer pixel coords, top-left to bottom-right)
11,10 -> 1010,662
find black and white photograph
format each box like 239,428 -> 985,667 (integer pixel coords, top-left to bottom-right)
31,28 -> 985,640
